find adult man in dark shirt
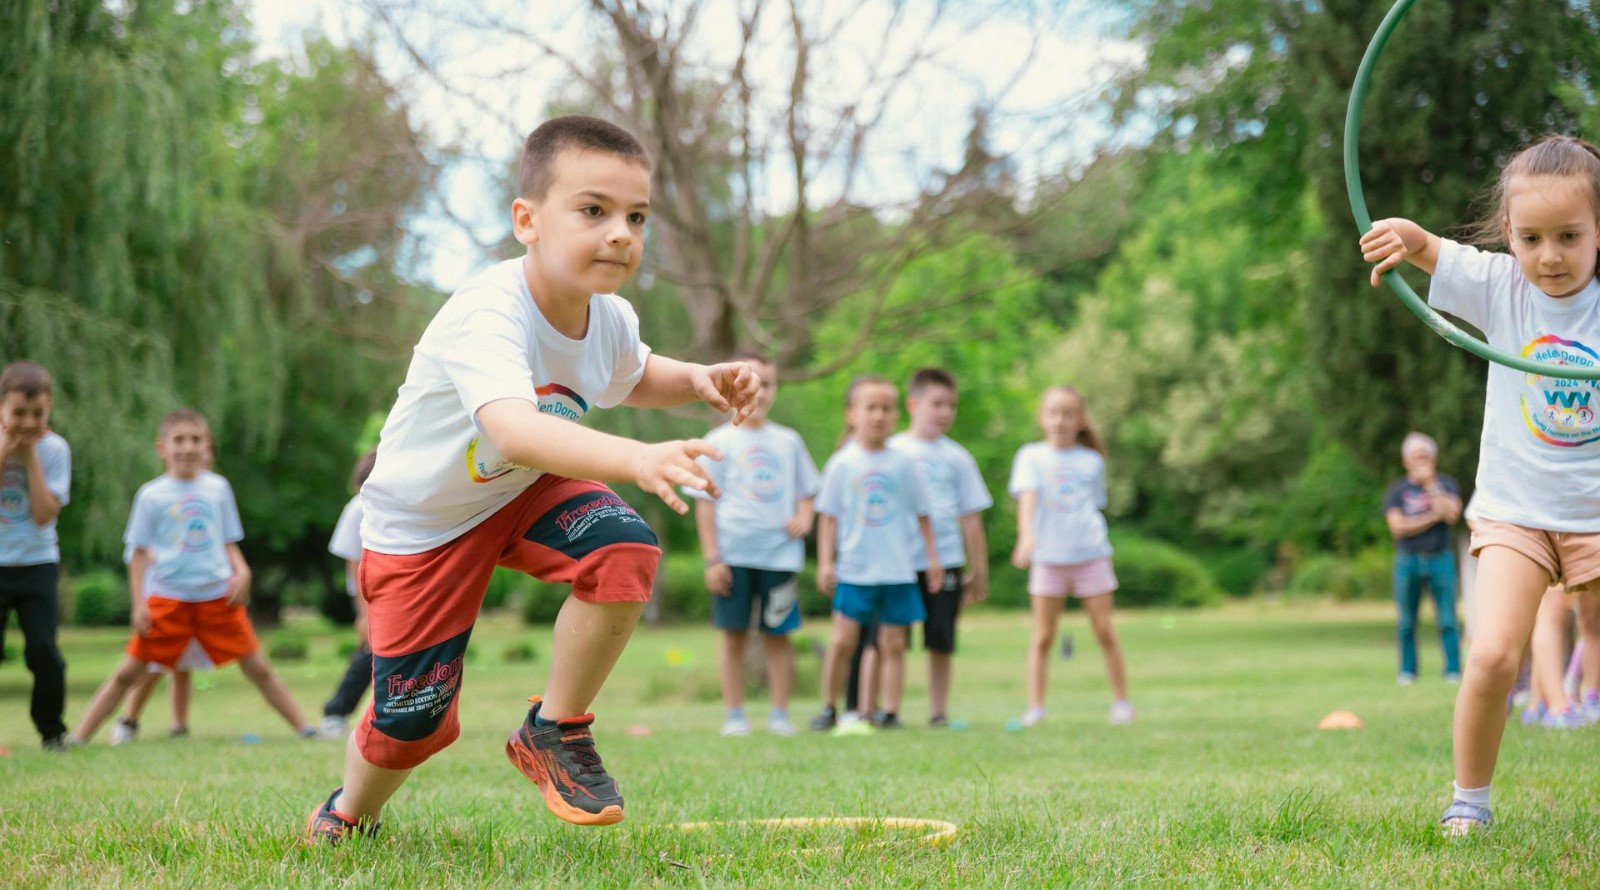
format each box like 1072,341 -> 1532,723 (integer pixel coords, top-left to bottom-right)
1383,432 -> 1463,685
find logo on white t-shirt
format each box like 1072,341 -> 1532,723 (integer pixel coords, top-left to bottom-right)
1046,468 -> 1090,514
1520,334 -> 1600,447
535,383 -> 590,422
465,437 -> 518,484
167,496 -> 218,553
858,472 -> 898,527
0,464 -> 26,524
737,446 -> 784,503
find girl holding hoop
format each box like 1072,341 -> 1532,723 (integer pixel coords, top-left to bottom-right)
1009,385 -> 1132,728
1360,135 -> 1600,835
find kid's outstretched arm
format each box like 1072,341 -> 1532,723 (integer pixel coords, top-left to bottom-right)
477,398 -> 722,515
1360,217 -> 1441,286
624,355 -> 762,425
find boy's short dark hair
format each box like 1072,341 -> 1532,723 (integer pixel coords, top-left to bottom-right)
518,116 -> 651,201
159,407 -> 209,436
0,361 -> 53,399
908,367 -> 958,397
350,451 -> 378,492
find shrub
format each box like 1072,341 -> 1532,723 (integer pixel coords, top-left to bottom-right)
656,551 -> 711,622
1201,547 -> 1272,597
483,567 -> 518,612
520,577 -> 569,625
71,569 -> 130,627
503,642 -> 538,663
268,632 -> 309,661
1287,547 -> 1393,601
1108,531 -> 1224,608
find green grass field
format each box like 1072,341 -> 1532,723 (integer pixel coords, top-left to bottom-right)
3,600 -> 1598,887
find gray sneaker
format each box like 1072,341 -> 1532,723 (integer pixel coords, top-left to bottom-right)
505,696 -> 624,826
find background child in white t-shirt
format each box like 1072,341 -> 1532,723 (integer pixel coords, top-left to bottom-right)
688,352 -> 819,738
810,375 -> 940,732
317,451 -> 377,739
1359,134 -> 1600,833
108,541 -> 215,745
1009,385 -> 1132,728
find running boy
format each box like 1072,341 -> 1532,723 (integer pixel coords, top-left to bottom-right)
0,361 -> 71,750
810,375 -> 941,732
72,408 -> 314,743
888,368 -> 991,726
305,116 -> 758,842
688,351 -> 819,738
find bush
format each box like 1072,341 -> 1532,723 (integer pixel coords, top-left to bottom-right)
1287,547 -> 1393,601
520,577 -> 569,625
483,567 -> 519,612
70,569 -> 131,627
503,642 -> 538,663
1201,547 -> 1272,598
1108,531 -> 1225,608
268,632 -> 309,661
655,551 -> 712,622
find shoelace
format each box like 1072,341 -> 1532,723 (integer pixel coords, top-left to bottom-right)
558,729 -> 606,776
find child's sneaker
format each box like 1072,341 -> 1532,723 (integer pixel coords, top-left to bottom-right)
304,787 -> 381,846
719,714 -> 752,737
767,713 -> 796,736
167,726 -> 189,739
109,717 -> 139,746
808,706 -> 837,732
505,696 -> 624,826
1397,672 -> 1417,686
830,711 -> 873,737
1520,702 -> 1548,727
929,714 -> 949,729
1020,706 -> 1045,728
319,715 -> 348,740
1109,700 -> 1136,725
1440,800 -> 1492,837
1541,707 -> 1585,730
1581,695 -> 1600,724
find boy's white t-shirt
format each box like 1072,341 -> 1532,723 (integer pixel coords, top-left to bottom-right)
815,442 -> 933,586
685,422 -> 820,572
0,431 -> 71,566
889,432 -> 992,570
361,258 -> 651,554
1431,239 -> 1600,531
329,494 -> 364,596
1008,442 -> 1112,565
124,471 -> 245,603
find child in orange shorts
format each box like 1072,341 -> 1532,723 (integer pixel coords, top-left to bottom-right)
70,408 -> 313,743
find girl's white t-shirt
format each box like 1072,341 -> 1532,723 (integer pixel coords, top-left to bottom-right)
124,471 -> 245,603
1431,239 -> 1600,531
1008,442 -> 1111,565
685,422 -> 821,573
360,259 -> 651,554
328,495 -> 364,596
815,442 -> 933,586
887,432 -> 992,570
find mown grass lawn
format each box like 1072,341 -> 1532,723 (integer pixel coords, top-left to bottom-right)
3,599 -> 1597,887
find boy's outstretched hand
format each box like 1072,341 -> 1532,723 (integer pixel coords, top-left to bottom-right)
693,362 -> 762,425
635,439 -> 724,515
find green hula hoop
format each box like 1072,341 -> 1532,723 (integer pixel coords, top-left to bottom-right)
1345,0 -> 1600,379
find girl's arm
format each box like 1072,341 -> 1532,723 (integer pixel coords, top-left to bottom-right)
816,514 -> 838,595
1012,490 -> 1038,569
1360,218 -> 1441,287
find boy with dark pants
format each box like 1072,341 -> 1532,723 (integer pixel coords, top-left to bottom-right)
689,352 -> 819,737
0,361 -> 71,750
889,369 -> 990,726
305,116 -> 759,842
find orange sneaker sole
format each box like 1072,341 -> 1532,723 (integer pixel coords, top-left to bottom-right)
505,732 -> 624,826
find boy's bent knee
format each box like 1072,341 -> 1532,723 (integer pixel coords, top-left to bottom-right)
571,542 -> 660,605
359,629 -> 470,770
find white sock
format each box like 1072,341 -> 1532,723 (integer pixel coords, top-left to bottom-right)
1452,782 -> 1491,807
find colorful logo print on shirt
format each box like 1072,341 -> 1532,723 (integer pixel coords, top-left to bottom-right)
0,464 -> 26,524
736,446 -> 784,503
536,383 -> 589,422
857,471 -> 899,527
1045,468 -> 1090,514
165,496 -> 218,553
1520,334 -> 1600,447
465,437 -> 518,484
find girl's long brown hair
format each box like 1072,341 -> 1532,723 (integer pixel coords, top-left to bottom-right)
1044,385 -> 1108,459
1464,134 -> 1600,250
